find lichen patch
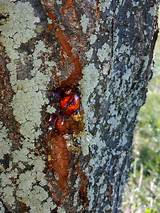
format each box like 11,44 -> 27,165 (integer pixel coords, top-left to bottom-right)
0,1 -> 39,49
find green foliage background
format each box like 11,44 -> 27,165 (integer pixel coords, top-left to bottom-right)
122,12 -> 160,213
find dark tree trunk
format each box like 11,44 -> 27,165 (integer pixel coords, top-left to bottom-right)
0,0 -> 158,212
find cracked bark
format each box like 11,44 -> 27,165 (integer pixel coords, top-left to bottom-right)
0,0 -> 159,212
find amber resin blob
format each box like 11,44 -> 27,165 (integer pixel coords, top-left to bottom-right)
41,0 -> 90,207
44,86 -> 84,205
48,87 -> 83,133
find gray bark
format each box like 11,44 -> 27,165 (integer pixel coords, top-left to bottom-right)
0,0 -> 158,212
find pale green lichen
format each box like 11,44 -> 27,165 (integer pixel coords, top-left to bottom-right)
1,172 -> 14,186
99,0 -> 111,13
57,0 -> 63,5
79,63 -> 99,155
80,14 -> 89,33
0,1 -> 56,211
0,1 -> 39,49
1,170 -> 18,209
1,186 -> 15,207
77,132 -> 93,156
12,147 -> 30,163
102,62 -> 111,75
11,87 -> 47,141
80,63 -> 99,108
57,207 -> 66,213
0,122 -> 12,160
46,105 -> 56,114
97,43 -> 110,63
0,201 -> 5,213
31,40 -> 56,77
85,48 -> 93,61
1,0 -> 39,87
20,185 -> 56,213
89,34 -> 97,45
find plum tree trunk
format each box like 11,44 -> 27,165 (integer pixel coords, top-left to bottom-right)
0,0 -> 159,212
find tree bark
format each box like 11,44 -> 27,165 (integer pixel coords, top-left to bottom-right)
0,0 -> 158,212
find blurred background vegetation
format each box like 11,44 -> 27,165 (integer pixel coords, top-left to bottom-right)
122,11 -> 160,213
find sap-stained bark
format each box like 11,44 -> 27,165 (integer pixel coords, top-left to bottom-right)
0,0 -> 158,212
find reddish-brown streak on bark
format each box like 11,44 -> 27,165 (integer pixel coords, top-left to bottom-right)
55,29 -> 72,57
47,7 -> 82,87
76,163 -> 89,207
49,134 -> 70,196
55,29 -> 82,87
96,0 -> 100,19
44,109 -> 84,205
61,0 -> 74,12
41,0 -> 89,207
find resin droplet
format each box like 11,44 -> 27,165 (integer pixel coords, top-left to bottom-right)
48,113 -> 57,131
60,94 -> 80,115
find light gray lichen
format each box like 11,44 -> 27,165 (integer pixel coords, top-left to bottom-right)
46,105 -> 56,114
57,207 -> 66,213
0,1 -> 39,49
80,63 -> 99,109
85,48 -> 93,61
89,34 -> 97,45
79,63 -> 99,155
97,43 -> 110,63
0,122 -> 12,160
0,201 -> 5,213
80,14 -> 89,33
0,1 -> 56,211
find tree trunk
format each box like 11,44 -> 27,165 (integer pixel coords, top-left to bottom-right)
0,0 -> 158,212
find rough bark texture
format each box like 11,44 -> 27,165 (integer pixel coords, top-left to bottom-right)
0,0 -> 159,212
